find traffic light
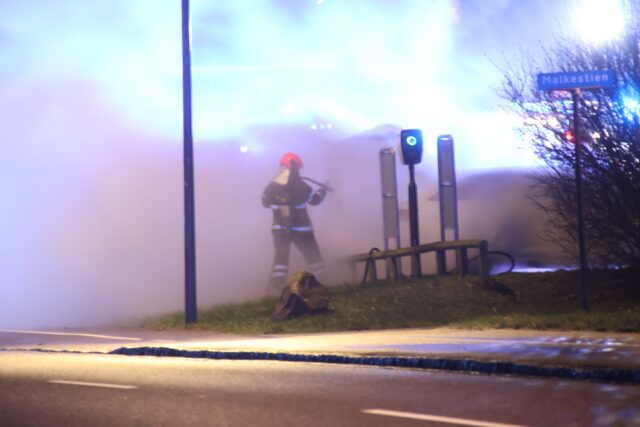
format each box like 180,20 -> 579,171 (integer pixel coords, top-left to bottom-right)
399,129 -> 423,165
563,129 -> 575,142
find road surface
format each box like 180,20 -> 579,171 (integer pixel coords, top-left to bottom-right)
1,350 -> 639,426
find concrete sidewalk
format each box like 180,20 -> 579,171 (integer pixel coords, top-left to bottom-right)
2,327 -> 640,379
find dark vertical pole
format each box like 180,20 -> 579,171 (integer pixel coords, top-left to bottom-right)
408,164 -> 422,277
573,89 -> 589,311
437,141 -> 446,244
631,32 -> 640,131
436,139 -> 446,275
182,0 -> 197,324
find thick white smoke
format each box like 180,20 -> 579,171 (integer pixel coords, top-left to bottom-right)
1,0 -> 571,328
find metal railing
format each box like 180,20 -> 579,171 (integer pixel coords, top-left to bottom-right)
343,239 -> 490,286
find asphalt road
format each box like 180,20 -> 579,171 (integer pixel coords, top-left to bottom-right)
2,351 -> 640,426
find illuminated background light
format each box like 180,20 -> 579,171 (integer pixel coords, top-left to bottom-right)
564,130 -> 575,142
573,0 -> 625,44
620,86 -> 640,121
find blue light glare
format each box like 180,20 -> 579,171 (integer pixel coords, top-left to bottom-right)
619,86 -> 640,121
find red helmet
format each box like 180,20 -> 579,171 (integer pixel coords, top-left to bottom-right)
279,152 -> 303,170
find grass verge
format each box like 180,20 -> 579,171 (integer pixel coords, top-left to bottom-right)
137,268 -> 640,334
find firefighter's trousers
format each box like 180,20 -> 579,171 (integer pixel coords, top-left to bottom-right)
269,229 -> 324,290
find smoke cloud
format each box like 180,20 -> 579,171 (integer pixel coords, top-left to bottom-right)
1,0 -> 573,328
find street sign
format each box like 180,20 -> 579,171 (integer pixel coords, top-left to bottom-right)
536,69 -> 613,311
537,70 -> 614,91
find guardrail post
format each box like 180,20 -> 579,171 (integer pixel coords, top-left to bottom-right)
479,240 -> 490,286
436,249 -> 446,275
411,251 -> 421,278
385,258 -> 400,281
367,259 -> 378,282
456,247 -> 469,276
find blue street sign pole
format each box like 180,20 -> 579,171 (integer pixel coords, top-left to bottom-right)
572,89 -> 589,311
182,0 -> 197,324
538,70 -> 613,311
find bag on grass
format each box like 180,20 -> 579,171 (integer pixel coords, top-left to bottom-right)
271,271 -> 330,321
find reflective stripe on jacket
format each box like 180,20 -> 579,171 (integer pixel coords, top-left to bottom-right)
262,176 -> 326,232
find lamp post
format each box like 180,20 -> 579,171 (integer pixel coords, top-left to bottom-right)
182,0 -> 197,324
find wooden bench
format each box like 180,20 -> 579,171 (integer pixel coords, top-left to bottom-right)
343,239 -> 490,286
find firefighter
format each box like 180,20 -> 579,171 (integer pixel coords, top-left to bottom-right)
263,152 -> 328,294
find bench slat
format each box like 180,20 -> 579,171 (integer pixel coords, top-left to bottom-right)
344,239 -> 486,262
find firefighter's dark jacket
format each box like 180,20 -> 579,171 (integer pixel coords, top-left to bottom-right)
262,175 -> 326,232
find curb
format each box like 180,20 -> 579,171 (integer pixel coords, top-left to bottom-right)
110,346 -> 640,384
